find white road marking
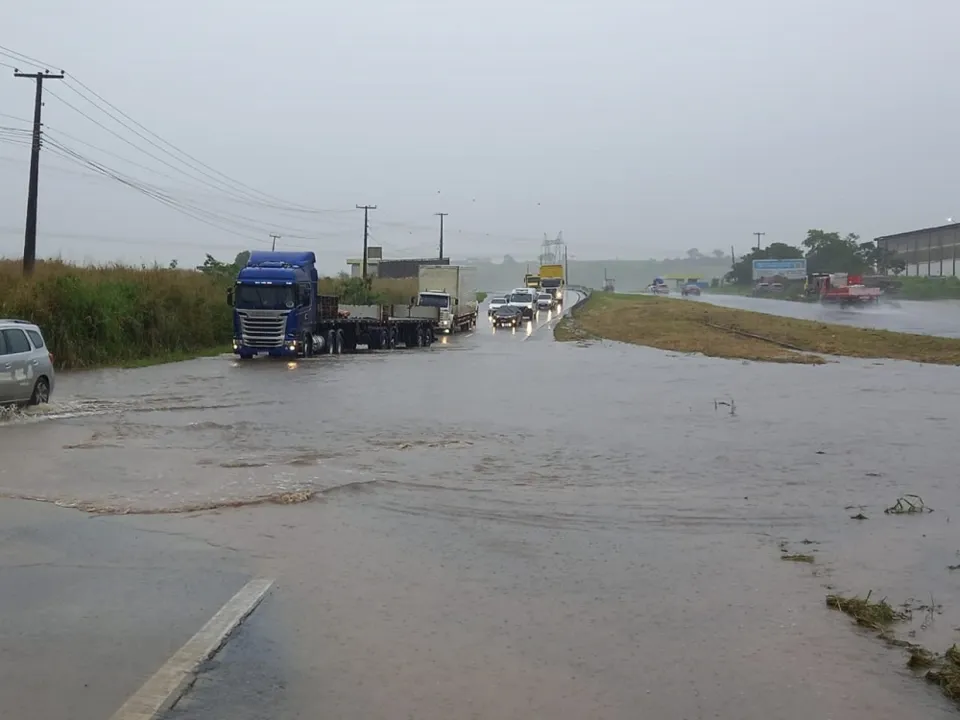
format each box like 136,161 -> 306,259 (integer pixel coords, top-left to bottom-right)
108,577 -> 274,720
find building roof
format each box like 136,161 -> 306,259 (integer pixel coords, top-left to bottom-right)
875,222 -> 960,242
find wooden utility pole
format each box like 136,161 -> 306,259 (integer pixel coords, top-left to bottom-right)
14,69 -> 64,275
753,232 -> 765,251
269,233 -> 281,251
356,204 -> 377,278
435,212 -> 447,259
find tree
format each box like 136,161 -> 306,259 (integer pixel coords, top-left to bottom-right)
857,241 -> 905,275
196,250 -> 252,284
686,248 -> 703,260
801,230 -> 871,275
712,249 -> 727,259
725,242 -> 804,285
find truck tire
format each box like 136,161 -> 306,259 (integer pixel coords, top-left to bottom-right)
335,330 -> 344,354
415,327 -> 424,347
424,327 -> 433,346
326,331 -> 335,354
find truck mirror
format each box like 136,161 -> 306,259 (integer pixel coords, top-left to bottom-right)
226,288 -> 233,306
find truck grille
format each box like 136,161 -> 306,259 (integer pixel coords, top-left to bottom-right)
239,312 -> 286,348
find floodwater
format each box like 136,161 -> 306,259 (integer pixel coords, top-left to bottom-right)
696,292 -> 960,337
2,294 -> 959,718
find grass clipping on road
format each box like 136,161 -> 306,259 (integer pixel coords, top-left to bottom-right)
554,293 -> 960,365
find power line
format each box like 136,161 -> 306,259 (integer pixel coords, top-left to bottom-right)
14,69 -> 64,275
0,44 -> 59,71
61,76 -> 327,213
38,137 -> 355,243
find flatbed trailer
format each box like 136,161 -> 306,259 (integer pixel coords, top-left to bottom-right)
296,300 -> 437,355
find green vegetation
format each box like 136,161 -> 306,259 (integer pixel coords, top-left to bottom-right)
826,592 -> 906,630
781,553 -> 815,563
317,275 -> 418,305
554,293 -> 960,365
476,291 -> 488,303
1,258 -> 233,370
1,253 -> 420,370
896,276 -> 960,300
726,229 -> 906,286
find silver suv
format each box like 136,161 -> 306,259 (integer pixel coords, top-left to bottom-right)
0,319 -> 55,407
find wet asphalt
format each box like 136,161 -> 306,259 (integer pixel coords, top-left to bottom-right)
694,292 -> 960,337
2,292 -> 959,719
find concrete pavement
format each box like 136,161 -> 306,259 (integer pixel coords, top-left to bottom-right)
0,500 -> 252,720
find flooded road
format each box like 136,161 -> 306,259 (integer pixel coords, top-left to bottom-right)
696,292 -> 960,337
2,293 -> 959,718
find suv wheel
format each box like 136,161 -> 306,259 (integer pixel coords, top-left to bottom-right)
29,377 -> 50,405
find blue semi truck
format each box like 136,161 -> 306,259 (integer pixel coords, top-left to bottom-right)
226,250 -> 437,359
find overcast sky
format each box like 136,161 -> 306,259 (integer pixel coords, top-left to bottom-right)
2,0 -> 959,271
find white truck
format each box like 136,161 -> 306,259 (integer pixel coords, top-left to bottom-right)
416,265 -> 479,333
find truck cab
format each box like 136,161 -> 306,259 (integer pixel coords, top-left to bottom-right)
228,251 -> 318,358
417,290 -> 455,333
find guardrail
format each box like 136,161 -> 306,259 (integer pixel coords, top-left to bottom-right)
566,286 -> 592,314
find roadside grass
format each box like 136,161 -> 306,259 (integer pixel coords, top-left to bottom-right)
317,276 -> 418,305
554,293 -> 960,365
1,259 -> 233,370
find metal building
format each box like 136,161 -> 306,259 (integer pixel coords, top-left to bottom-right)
875,222 -> 960,276
377,257 -> 449,279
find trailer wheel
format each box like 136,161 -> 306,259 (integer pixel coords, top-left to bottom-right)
389,328 -> 397,349
415,327 -> 424,347
424,327 -> 433,346
326,331 -> 335,354
335,330 -> 344,354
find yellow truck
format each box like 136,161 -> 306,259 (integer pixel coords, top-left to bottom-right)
538,264 -> 565,303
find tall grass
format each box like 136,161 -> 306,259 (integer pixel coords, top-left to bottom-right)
317,275 -> 419,304
896,276 -> 960,300
0,259 -> 233,369
1,259 -> 424,369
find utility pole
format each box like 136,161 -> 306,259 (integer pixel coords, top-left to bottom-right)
435,212 -> 448,260
14,69 -> 64,275
269,233 -> 281,251
356,204 -> 377,278
753,232 -> 765,251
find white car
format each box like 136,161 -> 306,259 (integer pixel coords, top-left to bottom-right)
0,318 -> 55,407
508,290 -> 537,320
487,295 -> 509,316
536,292 -> 554,311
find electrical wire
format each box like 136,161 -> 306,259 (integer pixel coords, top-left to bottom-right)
62,76 -> 340,214
39,137 -> 358,243
0,44 -> 350,216
0,44 -> 59,71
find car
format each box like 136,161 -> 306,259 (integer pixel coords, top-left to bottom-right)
0,319 -> 55,407
487,295 -> 509,316
536,292 -> 555,311
680,284 -> 701,296
491,305 -> 524,328
508,290 -> 537,319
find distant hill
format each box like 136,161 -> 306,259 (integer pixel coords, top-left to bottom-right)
454,256 -> 732,292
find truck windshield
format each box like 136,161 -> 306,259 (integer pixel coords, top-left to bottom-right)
510,293 -> 534,303
419,293 -> 450,308
541,279 -> 561,288
235,284 -> 295,310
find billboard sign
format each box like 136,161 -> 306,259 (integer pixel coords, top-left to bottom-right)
752,258 -> 807,281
